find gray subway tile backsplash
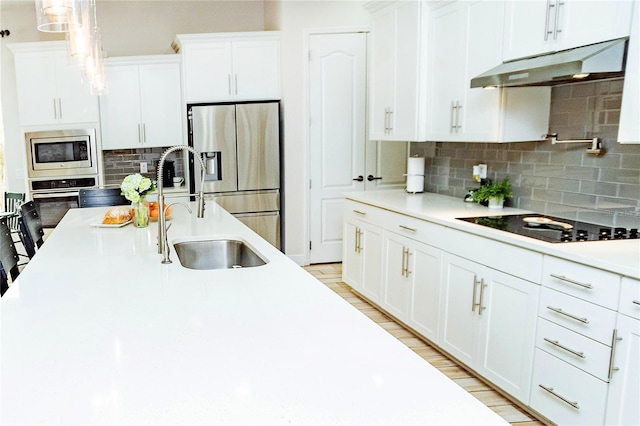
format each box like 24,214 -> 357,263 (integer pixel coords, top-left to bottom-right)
412,78 -> 640,227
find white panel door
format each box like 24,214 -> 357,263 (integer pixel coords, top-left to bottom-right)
309,32 -> 367,264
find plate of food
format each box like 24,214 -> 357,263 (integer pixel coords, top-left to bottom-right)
92,206 -> 134,227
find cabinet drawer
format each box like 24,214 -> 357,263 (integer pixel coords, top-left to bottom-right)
381,210 -> 448,246
619,277 -> 640,320
536,318 -> 612,381
443,228 -> 542,284
530,349 -> 607,426
539,287 -> 617,345
343,200 -> 386,225
542,256 -> 620,309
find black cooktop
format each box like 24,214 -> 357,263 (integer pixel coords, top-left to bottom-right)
457,214 -> 639,243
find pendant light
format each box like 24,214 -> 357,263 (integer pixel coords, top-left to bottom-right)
35,0 -> 82,33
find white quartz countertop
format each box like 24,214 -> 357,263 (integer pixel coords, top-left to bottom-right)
344,190 -> 640,279
1,202 -> 507,425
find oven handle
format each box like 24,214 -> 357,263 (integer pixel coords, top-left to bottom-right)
32,191 -> 80,199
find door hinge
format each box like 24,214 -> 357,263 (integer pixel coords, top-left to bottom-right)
309,241 -> 312,250
309,180 -> 312,189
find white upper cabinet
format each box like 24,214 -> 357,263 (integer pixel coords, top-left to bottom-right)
503,0 -> 634,61
619,1 -> 640,143
175,32 -> 280,104
368,1 -> 429,141
10,41 -> 99,127
100,56 -> 183,150
426,0 -> 550,142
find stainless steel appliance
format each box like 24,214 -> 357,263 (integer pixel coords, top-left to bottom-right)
30,177 -> 99,227
24,129 -> 100,227
25,129 -> 98,178
458,214 -> 639,243
188,101 -> 281,249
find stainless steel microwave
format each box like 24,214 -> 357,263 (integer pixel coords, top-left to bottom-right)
25,129 -> 98,178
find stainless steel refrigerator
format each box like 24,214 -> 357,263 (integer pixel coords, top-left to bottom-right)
188,102 -> 281,249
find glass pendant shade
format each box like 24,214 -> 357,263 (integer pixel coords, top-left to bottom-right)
67,0 -> 91,61
35,0 -> 82,32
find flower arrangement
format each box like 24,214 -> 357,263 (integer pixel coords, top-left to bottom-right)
120,173 -> 155,203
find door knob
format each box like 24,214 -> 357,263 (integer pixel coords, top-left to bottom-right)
367,175 -> 382,181
353,175 -> 364,182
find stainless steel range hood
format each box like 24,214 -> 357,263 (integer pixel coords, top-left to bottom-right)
470,38 -> 628,88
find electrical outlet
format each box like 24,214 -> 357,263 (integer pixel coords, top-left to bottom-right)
478,164 -> 487,179
140,162 -> 148,173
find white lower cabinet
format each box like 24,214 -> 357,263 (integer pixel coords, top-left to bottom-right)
381,231 -> 442,342
341,199 -> 637,423
531,349 -> 609,425
439,253 -> 539,403
342,204 -> 384,304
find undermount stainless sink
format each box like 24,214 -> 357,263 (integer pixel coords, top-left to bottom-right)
173,238 -> 267,270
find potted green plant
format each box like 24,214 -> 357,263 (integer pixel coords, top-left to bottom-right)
471,177 -> 513,209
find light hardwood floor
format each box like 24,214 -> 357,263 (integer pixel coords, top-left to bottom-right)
303,263 -> 546,426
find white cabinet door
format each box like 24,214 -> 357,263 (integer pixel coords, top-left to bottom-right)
342,219 -> 363,291
427,0 -> 550,143
368,1 -> 426,141
100,65 -> 142,149
101,58 -> 183,150
407,241 -> 442,343
382,232 -> 413,320
232,40 -> 280,101
425,2 -> 464,140
605,314 -> 640,425
183,42 -> 233,103
360,222 -> 384,303
342,215 -> 384,304
503,0 -> 633,61
479,270 -> 539,404
12,44 -> 98,126
138,63 -> 183,148
179,34 -> 280,104
619,1 -> 640,144
439,254 -> 484,367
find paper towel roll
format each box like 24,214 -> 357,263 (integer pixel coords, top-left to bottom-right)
405,156 -> 425,193
406,175 -> 424,193
407,156 -> 425,177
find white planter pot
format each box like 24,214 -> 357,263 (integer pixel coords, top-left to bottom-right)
488,198 -> 504,209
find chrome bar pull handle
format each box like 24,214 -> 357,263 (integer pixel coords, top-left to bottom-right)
544,0 -> 555,41
546,305 -> 589,324
53,98 -> 58,119
543,337 -> 585,358
478,278 -> 487,315
550,274 -> 593,289
608,329 -> 622,380
405,248 -> 412,277
450,101 -> 456,132
388,109 -> 393,132
58,98 -> 62,120
401,247 -> 407,277
539,384 -> 579,410
399,225 -> 417,233
235,74 -> 238,95
632,300 -> 640,306
472,276 -> 480,312
228,74 -> 232,95
353,210 -> 366,216
554,1 -> 565,38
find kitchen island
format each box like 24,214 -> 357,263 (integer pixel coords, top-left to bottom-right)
1,202 -> 508,425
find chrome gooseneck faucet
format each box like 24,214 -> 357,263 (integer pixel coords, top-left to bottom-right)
157,145 -> 206,264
